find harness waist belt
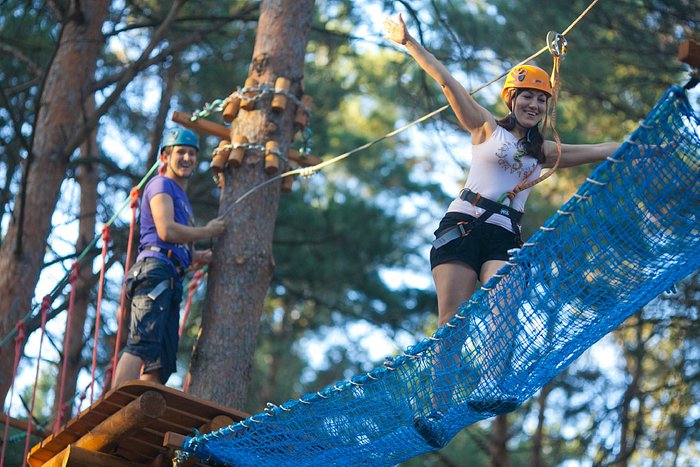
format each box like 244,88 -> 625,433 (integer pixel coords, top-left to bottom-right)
432,190 -> 524,249
459,189 -> 523,223
144,246 -> 186,275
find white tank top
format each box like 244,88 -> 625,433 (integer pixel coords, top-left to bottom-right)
447,125 -> 542,232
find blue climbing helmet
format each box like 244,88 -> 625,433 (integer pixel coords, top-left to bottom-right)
160,128 -> 199,152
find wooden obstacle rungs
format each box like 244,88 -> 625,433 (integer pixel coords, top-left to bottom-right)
679,39 -> 700,69
171,111 -> 321,167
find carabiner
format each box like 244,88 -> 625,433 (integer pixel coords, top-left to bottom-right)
546,31 -> 568,59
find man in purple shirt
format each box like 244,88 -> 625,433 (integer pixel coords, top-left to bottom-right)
112,128 -> 225,387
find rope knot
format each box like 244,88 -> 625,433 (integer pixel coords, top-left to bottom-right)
129,187 -> 141,208
101,225 -> 112,243
15,321 -> 25,341
69,262 -> 80,282
40,295 -> 52,313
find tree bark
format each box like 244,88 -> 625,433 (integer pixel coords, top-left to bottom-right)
0,0 -> 109,403
615,315 -> 645,467
187,0 -> 315,409
530,383 -> 552,467
489,414 -> 509,467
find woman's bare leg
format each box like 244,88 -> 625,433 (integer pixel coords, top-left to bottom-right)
432,262 -> 478,326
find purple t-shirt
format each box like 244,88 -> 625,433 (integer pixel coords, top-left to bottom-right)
136,175 -> 194,271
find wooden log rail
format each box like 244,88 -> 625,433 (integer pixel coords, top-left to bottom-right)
171,111 -> 321,167
37,391 -> 166,467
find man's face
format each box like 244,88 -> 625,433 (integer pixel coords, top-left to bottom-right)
164,145 -> 198,179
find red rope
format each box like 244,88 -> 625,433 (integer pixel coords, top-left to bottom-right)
110,188 -> 140,381
1,321 -> 26,466
76,385 -> 88,413
179,269 -> 203,337
23,295 -> 51,465
90,225 -> 111,404
53,262 -> 79,433
179,268 -> 204,395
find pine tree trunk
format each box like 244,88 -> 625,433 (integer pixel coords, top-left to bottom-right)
187,0 -> 315,409
0,0 -> 109,403
529,382 -> 552,467
489,415 -> 510,467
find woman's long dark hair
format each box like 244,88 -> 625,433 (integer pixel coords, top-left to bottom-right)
496,90 -> 546,164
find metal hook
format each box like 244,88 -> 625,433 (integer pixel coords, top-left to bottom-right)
546,31 -> 568,59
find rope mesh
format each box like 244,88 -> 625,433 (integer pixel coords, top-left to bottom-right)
181,86 -> 700,466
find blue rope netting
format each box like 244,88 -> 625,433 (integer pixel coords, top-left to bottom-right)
181,86 -> 700,466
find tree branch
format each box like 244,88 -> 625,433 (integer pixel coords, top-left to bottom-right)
0,42 -> 44,77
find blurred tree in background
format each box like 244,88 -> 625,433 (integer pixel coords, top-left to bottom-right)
0,0 -> 697,464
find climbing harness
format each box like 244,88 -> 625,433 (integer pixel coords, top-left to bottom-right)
142,245 -> 187,276
432,189 -> 524,249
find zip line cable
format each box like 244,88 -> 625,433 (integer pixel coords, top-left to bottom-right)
0,0 -> 601,360
224,0 -> 600,214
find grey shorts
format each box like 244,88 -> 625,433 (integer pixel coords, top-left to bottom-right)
123,257 -> 183,383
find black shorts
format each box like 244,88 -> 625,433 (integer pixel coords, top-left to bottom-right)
123,258 -> 183,383
429,212 -> 520,273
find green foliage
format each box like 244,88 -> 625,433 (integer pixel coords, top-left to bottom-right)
1,0 -> 698,463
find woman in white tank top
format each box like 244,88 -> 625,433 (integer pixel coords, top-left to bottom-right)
384,14 -> 621,427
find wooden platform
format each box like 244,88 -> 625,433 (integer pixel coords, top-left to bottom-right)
27,381 -> 248,466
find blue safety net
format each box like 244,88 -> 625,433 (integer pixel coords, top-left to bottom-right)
180,86 -> 700,466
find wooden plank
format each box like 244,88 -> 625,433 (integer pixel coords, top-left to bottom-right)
171,111 -> 322,166
163,431 -> 188,449
74,391 -> 166,452
117,382 -> 248,421
30,391 -> 166,466
43,444 -> 142,467
679,39 -> 700,68
113,435 -> 164,462
29,381 -> 249,465
172,111 -> 231,140
0,413 -> 46,437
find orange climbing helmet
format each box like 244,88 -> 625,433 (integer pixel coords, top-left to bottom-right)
501,65 -> 552,109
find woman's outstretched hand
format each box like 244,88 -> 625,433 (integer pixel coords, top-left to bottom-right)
383,14 -> 409,45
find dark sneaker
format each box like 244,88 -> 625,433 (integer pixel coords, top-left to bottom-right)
413,410 -> 447,449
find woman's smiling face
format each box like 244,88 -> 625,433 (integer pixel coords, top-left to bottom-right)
512,89 -> 548,128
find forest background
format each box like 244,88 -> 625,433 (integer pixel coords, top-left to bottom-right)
0,0 -> 698,465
